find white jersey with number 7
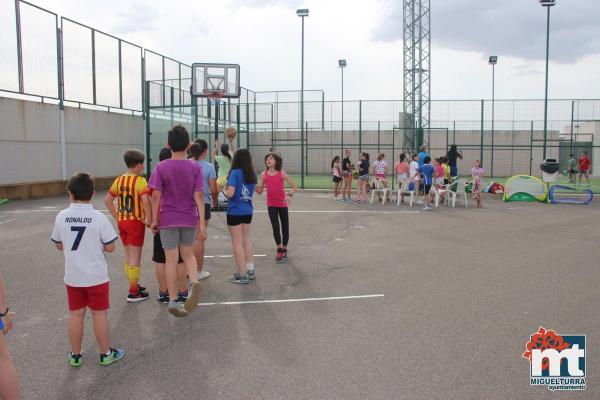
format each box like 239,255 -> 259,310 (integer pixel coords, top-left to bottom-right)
51,203 -> 118,287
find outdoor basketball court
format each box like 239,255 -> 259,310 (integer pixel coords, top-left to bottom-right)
1,192 -> 599,399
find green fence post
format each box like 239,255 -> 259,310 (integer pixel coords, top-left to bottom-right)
446,128 -> 449,151
392,125 -> 395,191
246,102 -> 250,149
236,104 -> 241,150
306,121 -> 309,181
14,0 -> 24,93
529,120 -> 534,176
570,100 -> 575,155
271,104 -> 274,149
192,96 -> 198,141
453,120 -> 456,144
359,101 -> 363,152
170,86 -> 174,127
145,81 -> 151,177
377,120 -> 381,152
480,99 -> 484,167
301,122 -> 305,189
321,91 -> 325,131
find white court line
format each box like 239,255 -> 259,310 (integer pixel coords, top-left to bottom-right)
0,219 -> 16,225
204,254 -> 266,259
198,293 -> 384,306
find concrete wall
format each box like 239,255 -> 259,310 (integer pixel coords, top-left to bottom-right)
0,98 -> 62,183
0,97 -> 143,186
249,129 -> 560,178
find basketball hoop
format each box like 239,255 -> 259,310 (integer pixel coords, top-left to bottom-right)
203,89 -> 225,105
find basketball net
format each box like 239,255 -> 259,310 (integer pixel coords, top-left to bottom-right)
203,89 -> 225,105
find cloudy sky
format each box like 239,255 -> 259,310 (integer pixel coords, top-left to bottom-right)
28,0 -> 600,100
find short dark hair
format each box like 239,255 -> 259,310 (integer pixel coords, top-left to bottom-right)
265,152 -> 283,171
159,147 -> 172,161
582,151 -> 588,155
569,153 -> 574,157
68,172 -> 94,201
424,156 -> 431,164
123,149 -> 145,168
168,125 -> 190,152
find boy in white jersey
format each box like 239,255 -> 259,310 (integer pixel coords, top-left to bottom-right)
51,173 -> 124,367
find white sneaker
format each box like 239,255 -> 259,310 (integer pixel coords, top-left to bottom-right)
197,270 -> 210,280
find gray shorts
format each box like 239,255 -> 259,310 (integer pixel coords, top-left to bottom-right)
160,227 -> 197,250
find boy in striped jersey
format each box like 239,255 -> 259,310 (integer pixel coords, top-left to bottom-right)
104,149 -> 151,302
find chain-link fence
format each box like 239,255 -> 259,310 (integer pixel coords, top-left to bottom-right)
147,80 -> 600,192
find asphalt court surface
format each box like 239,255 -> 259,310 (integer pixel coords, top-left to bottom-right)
1,192 -> 599,399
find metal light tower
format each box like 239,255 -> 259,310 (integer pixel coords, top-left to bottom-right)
339,59 -> 347,156
403,0 -> 431,152
489,56 -> 498,177
540,0 -> 556,160
297,8 -> 309,188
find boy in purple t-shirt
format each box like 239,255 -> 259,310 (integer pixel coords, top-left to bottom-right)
149,125 -> 206,317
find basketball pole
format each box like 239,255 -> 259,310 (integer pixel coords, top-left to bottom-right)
214,99 -> 219,141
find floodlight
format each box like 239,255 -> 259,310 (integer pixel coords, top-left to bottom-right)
338,59 -> 347,68
297,8 -> 309,17
539,0 -> 556,6
488,56 -> 498,65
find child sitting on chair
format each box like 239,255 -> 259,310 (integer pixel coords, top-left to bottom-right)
433,158 -> 447,204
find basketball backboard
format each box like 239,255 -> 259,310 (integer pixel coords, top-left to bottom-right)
191,63 -> 240,98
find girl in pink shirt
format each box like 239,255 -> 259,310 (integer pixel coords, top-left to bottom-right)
395,153 -> 410,203
256,153 -> 298,263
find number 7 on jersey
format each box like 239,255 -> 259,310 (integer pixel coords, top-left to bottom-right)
70,226 -> 86,251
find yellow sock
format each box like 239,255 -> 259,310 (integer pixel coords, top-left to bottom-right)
128,266 -> 140,294
124,262 -> 130,277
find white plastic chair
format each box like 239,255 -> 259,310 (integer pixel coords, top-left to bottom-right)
432,183 -> 450,207
448,179 -> 468,208
370,178 -> 390,205
397,180 -> 416,207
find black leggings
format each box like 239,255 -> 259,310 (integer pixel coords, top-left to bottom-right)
267,206 -> 289,247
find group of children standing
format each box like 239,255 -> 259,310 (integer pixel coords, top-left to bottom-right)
331,149 -> 484,209
50,125 -> 297,368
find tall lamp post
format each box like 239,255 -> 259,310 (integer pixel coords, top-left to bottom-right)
489,56 -> 497,177
540,0 -> 556,160
339,59 -> 347,157
297,8 -> 309,188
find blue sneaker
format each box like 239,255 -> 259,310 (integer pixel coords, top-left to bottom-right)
176,290 -> 189,304
100,348 -> 125,366
157,291 -> 169,304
